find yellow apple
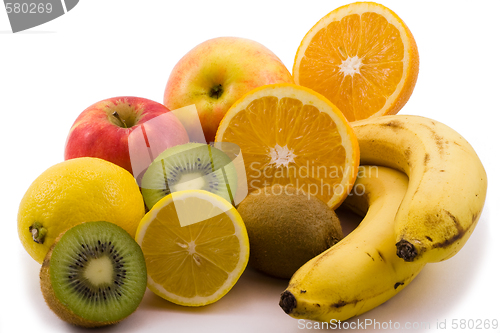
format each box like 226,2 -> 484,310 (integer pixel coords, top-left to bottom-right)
163,37 -> 293,143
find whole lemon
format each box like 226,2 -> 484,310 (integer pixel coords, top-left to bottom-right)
18,157 -> 145,263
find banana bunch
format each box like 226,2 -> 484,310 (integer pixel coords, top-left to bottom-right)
280,115 -> 487,323
352,115 -> 487,263
280,166 -> 425,322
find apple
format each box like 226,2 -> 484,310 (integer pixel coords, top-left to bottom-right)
163,37 -> 293,143
64,96 -> 190,178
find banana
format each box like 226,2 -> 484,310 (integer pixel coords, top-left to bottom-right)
280,166 -> 425,323
351,115 -> 487,263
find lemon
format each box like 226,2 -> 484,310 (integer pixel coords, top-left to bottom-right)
18,157 -> 145,264
135,190 -> 249,306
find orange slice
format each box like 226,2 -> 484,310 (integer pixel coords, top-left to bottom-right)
135,190 -> 249,306
293,2 -> 419,121
215,83 -> 359,209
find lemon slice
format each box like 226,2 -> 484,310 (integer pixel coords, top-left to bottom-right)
135,190 -> 249,306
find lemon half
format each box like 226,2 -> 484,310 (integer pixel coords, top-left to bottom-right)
135,190 -> 249,306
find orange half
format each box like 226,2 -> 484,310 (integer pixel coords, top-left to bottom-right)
293,2 -> 419,121
215,83 -> 359,209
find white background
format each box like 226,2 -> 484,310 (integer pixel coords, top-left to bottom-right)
1,1 -> 499,332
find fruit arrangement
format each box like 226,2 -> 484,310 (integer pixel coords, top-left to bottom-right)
16,1 -> 487,329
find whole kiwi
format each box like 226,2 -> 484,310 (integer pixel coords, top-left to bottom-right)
237,185 -> 343,279
40,221 -> 147,328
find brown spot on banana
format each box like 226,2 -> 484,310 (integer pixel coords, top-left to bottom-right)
444,210 -> 463,233
424,153 -> 430,166
432,131 -> 447,153
331,299 -> 361,309
377,250 -> 386,262
429,210 -> 472,250
394,282 -> 405,289
419,123 -> 448,155
332,300 -> 347,308
381,120 -> 405,130
404,147 -> 412,160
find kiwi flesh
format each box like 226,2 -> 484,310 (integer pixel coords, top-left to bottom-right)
236,185 -> 344,279
40,221 -> 147,328
141,142 -> 238,210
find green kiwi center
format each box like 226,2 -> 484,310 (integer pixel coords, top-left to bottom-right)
67,240 -> 127,300
173,172 -> 207,192
84,256 -> 113,285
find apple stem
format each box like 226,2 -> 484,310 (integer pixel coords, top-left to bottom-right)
209,84 -> 224,99
112,111 -> 128,128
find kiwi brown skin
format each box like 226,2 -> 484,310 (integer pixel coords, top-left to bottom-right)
237,185 -> 343,279
39,222 -> 146,328
40,244 -> 120,328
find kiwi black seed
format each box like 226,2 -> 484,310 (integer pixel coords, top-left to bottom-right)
40,221 -> 147,328
141,142 -> 238,210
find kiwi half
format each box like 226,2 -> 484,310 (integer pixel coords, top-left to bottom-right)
40,221 -> 147,328
141,142 -> 238,210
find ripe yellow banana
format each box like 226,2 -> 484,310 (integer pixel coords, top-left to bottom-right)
280,166 -> 425,323
351,115 -> 487,263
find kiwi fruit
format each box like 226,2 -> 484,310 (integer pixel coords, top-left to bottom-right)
40,221 -> 147,328
237,185 -> 343,279
141,142 -> 238,210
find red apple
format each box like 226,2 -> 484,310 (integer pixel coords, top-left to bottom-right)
64,96 -> 190,178
163,37 -> 293,143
